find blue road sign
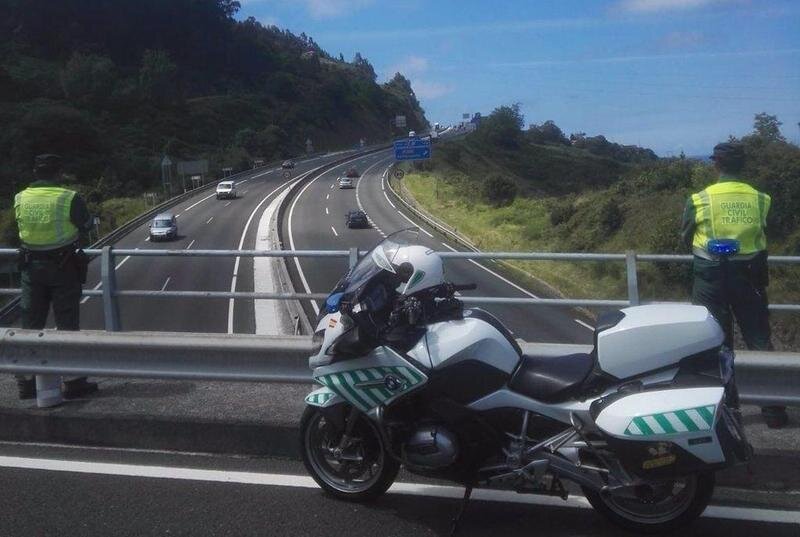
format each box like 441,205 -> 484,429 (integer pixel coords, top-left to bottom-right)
394,137 -> 431,161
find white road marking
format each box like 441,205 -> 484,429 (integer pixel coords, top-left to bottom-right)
229,167 -> 322,332
325,207 -> 329,215
397,210 -> 433,237
237,179 -> 249,184
144,236 -> 150,242
383,190 -> 397,209
80,281 -> 103,305
206,216 -> 214,224
574,319 -> 594,331
116,255 -> 131,271
0,456 -> 793,524
241,190 -> 248,195
330,184 -> 334,189
288,161 -> 366,316
330,226 -> 338,237
183,192 -> 217,212
80,254 -> 131,305
326,194 -> 330,200
186,240 -> 196,250
439,242 -> 541,299
354,158 -> 393,239
225,201 -> 232,207
160,277 -> 171,291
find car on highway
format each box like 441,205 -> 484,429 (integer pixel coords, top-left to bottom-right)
345,209 -> 368,228
408,130 -> 416,137
149,213 -> 178,241
345,168 -> 360,178
281,159 -> 295,169
215,181 -> 236,199
337,176 -> 354,189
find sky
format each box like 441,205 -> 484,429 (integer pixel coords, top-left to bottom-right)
236,0 -> 800,156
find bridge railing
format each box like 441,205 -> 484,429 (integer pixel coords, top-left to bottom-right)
0,247 -> 798,332
0,328 -> 797,407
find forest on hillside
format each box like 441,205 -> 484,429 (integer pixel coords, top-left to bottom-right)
0,0 -> 428,205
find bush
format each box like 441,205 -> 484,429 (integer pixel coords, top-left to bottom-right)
549,200 -> 575,226
482,174 -> 517,207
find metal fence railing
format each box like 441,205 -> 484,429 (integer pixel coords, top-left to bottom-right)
1,328 -> 798,407
0,247 -> 798,332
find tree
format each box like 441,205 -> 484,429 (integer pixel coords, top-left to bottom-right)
61,52 -> 117,107
528,120 -> 569,145
482,174 -> 517,207
139,49 -> 179,105
478,104 -> 524,149
753,112 -> 785,142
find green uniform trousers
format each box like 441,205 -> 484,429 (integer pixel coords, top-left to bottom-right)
691,255 -> 771,351
20,258 -> 81,331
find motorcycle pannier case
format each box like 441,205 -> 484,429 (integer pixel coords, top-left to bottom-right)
591,386 -> 750,479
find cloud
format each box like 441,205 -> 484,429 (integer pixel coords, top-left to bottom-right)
615,0 -> 737,13
412,80 -> 455,100
316,17 -> 600,41
239,0 -> 373,19
382,55 -> 452,100
659,30 -> 706,49
385,55 -> 429,79
492,48 -> 800,68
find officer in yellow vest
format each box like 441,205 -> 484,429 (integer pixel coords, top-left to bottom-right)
14,154 -> 96,402
681,142 -> 786,428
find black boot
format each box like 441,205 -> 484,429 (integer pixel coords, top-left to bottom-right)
762,406 -> 789,429
63,378 -> 98,399
17,377 -> 35,400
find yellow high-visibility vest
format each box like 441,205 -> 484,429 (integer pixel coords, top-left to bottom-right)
14,186 -> 79,250
691,181 -> 770,256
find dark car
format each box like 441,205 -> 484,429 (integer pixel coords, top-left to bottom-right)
345,210 -> 369,228
345,167 -> 360,178
282,160 -> 295,169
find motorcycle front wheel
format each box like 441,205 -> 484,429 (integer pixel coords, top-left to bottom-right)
582,472 -> 715,533
300,405 -> 399,502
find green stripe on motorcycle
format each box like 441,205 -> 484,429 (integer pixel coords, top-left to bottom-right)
625,405 -> 716,436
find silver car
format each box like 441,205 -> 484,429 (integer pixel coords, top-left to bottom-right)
149,213 -> 178,241
337,176 -> 354,189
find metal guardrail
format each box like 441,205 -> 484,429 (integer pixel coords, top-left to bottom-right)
0,247 -> 797,333
1,328 -> 797,407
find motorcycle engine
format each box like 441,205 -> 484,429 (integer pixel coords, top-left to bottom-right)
402,425 -> 459,468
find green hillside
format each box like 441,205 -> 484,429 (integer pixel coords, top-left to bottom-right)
402,107 -> 800,349
0,0 -> 427,206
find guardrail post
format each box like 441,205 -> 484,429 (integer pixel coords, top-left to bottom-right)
349,247 -> 358,269
625,250 -> 640,306
101,246 -> 121,331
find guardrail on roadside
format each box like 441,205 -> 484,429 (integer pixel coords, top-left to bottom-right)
0,247 -> 797,333
1,328 -> 797,407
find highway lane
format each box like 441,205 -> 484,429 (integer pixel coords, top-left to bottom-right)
285,150 -> 592,343
0,443 -> 796,537
77,152 -> 359,333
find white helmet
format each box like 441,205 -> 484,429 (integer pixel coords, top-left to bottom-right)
391,245 -> 444,296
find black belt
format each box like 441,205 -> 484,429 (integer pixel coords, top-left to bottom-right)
21,244 -> 78,260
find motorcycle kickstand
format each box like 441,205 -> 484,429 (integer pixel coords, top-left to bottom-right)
449,483 -> 473,537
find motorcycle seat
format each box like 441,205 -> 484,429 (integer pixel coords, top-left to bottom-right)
509,353 -> 594,403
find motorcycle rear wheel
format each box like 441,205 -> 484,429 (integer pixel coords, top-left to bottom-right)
582,472 -> 715,533
300,405 -> 399,502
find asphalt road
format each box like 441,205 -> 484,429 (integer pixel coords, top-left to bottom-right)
283,149 -> 592,343
76,151 -> 359,333
0,443 -> 796,537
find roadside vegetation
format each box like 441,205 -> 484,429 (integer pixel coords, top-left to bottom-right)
402,106 -> 800,349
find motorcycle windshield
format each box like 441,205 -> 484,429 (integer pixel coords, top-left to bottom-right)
326,229 -> 419,311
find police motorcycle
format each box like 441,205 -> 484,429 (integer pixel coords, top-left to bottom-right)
300,230 -> 751,533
